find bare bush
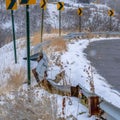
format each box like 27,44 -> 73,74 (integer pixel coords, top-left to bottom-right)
0,68 -> 27,94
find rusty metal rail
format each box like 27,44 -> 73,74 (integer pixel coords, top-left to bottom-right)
27,32 -> 120,119
79,83 -> 120,120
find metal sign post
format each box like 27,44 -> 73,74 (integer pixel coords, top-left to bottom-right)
5,0 -> 18,64
11,10 -> 17,63
40,0 -> 46,43
57,2 -> 64,37
79,16 -> 81,32
110,16 -> 112,31
26,5 -> 31,85
108,9 -> 114,32
77,8 -> 83,32
20,0 -> 36,85
59,10 -> 61,37
41,9 -> 44,43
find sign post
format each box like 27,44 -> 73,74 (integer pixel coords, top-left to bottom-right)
26,5 -> 31,85
110,16 -> 112,31
79,16 -> 81,32
108,9 -> 114,31
19,0 -> 36,85
40,0 -> 46,43
59,10 -> 61,37
5,0 -> 18,63
11,10 -> 17,63
41,9 -> 44,43
57,2 -> 64,37
77,8 -> 83,32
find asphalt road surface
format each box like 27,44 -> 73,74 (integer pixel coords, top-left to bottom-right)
84,39 -> 120,92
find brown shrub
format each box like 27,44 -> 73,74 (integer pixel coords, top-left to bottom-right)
50,37 -> 67,52
0,68 -> 27,94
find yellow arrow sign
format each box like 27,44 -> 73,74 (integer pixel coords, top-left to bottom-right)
6,0 -> 17,10
77,8 -> 83,16
19,0 -> 36,5
108,9 -> 114,16
57,2 -> 64,11
40,0 -> 47,10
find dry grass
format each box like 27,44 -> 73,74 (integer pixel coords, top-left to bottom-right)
31,32 -> 41,46
31,27 -> 72,46
0,68 -> 27,95
25,30 -> 120,48
31,31 -> 59,46
49,37 -> 67,52
50,29 -> 59,34
46,28 -> 71,35
0,89 -> 60,120
32,32 -> 67,53
8,68 -> 26,88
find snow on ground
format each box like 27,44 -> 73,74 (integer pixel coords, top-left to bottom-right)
2,21 -> 11,29
0,38 -> 27,87
60,37 -> 120,108
0,36 -> 120,119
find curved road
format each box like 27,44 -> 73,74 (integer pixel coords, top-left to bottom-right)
84,39 -> 120,92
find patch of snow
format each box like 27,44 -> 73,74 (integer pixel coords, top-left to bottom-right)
2,21 -> 11,29
60,37 -> 120,108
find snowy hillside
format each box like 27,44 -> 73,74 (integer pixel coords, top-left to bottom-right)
0,39 -> 26,88
0,33 -> 120,119
0,36 -> 96,120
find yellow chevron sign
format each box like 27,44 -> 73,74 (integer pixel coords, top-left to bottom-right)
108,9 -> 114,16
77,8 -> 83,16
19,0 -> 36,5
57,2 -> 64,11
40,0 -> 47,10
6,0 -> 17,10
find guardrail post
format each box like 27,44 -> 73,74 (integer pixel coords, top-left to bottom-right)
88,96 -> 101,116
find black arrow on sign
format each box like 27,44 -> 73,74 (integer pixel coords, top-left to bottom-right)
8,0 -> 16,9
20,0 -> 29,4
41,0 -> 46,8
110,10 -> 113,16
79,8 -> 82,15
58,2 -> 63,10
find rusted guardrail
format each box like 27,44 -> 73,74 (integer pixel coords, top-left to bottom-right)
79,83 -> 120,120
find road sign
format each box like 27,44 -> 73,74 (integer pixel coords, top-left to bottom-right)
19,0 -> 36,5
108,9 -> 114,16
40,0 -> 46,10
77,8 -> 83,16
6,0 -> 17,10
57,2 -> 64,11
